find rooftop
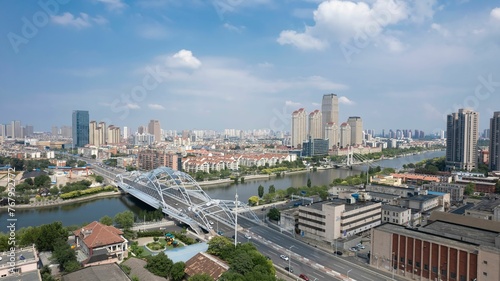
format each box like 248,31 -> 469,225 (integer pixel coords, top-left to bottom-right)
184,252 -> 229,280
422,221 -> 499,248
61,263 -> 131,281
469,198 -> 500,212
301,199 -> 378,212
382,205 -> 409,213
368,191 -> 401,199
407,194 -> 438,202
73,221 -> 124,249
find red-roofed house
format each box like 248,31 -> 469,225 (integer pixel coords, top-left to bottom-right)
73,221 -> 128,267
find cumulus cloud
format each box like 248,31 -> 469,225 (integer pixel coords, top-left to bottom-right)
285,100 -> 302,107
126,103 -> 140,109
431,23 -> 450,37
277,30 -> 327,50
166,49 -> 202,69
51,12 -> 107,29
96,0 -> 127,11
148,103 -> 165,110
491,7 -> 500,21
339,96 -> 354,105
223,23 -> 245,33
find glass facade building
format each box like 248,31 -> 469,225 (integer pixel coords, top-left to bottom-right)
72,110 -> 89,148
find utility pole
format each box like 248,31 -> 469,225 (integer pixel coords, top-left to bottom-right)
234,185 -> 238,246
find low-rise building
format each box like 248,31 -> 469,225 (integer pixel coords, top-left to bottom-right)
401,194 -> 440,213
381,205 -> 411,226
0,246 -> 39,280
421,182 -> 464,203
465,198 -> 500,221
370,175 -> 403,186
297,199 -> 381,243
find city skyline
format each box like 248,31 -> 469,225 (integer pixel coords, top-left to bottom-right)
1,1 -> 500,133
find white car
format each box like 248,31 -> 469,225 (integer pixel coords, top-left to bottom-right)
244,234 -> 252,239
209,220 -> 214,225
280,255 -> 289,261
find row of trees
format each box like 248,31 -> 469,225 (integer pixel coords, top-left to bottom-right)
145,252 -> 186,281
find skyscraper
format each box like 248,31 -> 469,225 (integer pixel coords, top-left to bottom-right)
148,120 -> 162,142
339,122 -> 351,148
446,108 -> 479,171
324,122 -> 339,148
489,112 -> 500,171
24,125 -> 34,137
308,110 -> 322,139
72,110 -> 89,148
347,116 -> 363,145
291,108 -> 307,148
321,94 -> 339,138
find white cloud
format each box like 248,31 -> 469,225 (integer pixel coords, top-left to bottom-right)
167,49 -> 202,69
339,96 -> 354,105
430,23 -> 450,37
96,0 -> 127,11
148,104 -> 165,110
491,7 -> 500,21
51,12 -> 107,29
223,23 -> 245,33
285,100 -> 302,107
409,0 -> 437,23
277,30 -> 327,50
126,103 -> 140,109
312,102 -> 321,106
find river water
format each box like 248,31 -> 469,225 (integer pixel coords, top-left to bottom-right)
1,150 -> 444,229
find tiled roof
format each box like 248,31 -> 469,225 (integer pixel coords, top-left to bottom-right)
184,252 -> 229,280
73,221 -> 124,249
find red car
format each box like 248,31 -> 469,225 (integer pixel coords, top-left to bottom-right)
299,274 -> 309,281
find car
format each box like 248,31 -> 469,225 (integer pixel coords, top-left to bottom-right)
299,274 -> 309,281
217,230 -> 224,235
349,247 -> 358,252
280,255 -> 289,261
244,234 -> 252,239
334,251 -> 343,256
358,245 -> 365,249
209,220 -> 214,225
285,266 -> 293,273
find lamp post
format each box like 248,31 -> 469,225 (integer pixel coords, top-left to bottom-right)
288,245 -> 296,273
234,186 -> 238,246
392,252 -> 395,280
347,269 -> 352,280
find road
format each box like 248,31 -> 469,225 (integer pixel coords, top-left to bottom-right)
77,156 -> 404,281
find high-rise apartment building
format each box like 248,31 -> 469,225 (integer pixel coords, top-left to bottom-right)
308,110 -> 322,139
291,108 -> 307,148
347,116 -> 363,145
107,125 -> 121,144
339,122 -> 351,148
24,125 -> 34,137
321,94 -> 339,138
148,120 -> 161,142
72,110 -> 89,148
123,126 -> 129,139
89,121 -> 98,146
489,112 -> 500,171
446,108 -> 479,171
324,122 -> 339,148
11,120 -> 22,139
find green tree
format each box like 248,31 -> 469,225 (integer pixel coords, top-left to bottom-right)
34,174 -> 51,188
51,239 -> 79,273
114,211 -> 135,229
40,265 -> 56,281
95,175 -> 104,183
25,177 -> 34,186
131,276 -> 140,281
248,196 -> 259,206
307,178 -> 311,188
91,154 -> 96,159
170,261 -> 186,281
188,273 -> 213,281
230,252 -> 254,275
207,236 -> 235,260
258,185 -> 264,198
10,158 -> 24,171
268,185 -> 275,194
100,215 -> 114,226
36,222 -> 68,251
465,183 -> 475,196
145,252 -> 173,278
267,207 -> 280,221
49,186 -> 59,196
77,160 -> 87,167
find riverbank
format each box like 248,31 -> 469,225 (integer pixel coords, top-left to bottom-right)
0,190 -> 123,210
197,169 -> 311,188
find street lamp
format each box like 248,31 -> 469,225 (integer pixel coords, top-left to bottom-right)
392,252 -> 395,280
288,245 -> 296,273
347,269 -> 352,280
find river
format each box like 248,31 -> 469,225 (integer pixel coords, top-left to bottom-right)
0,150 -> 444,229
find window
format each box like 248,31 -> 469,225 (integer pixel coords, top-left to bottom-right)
459,274 -> 466,281
424,264 -> 429,271
432,266 -> 438,273
450,272 -> 456,279
441,269 -> 447,276
483,272 -> 488,276
400,257 -> 405,263
408,259 -> 413,266
416,262 -> 420,268
483,260 -> 488,264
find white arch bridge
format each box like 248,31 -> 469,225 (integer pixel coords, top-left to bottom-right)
115,167 -> 260,235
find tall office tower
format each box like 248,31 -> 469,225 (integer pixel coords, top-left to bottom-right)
25,125 -> 34,137
321,94 -> 339,138
6,124 -> 12,137
339,122 -> 351,148
51,126 -> 59,136
107,125 -> 121,144
381,129 -> 385,138
60,126 -> 71,138
123,126 -> 129,139
419,131 -> 425,139
324,122 -> 339,148
10,120 -> 22,138
308,110 -> 322,139
89,121 -> 96,145
0,124 -> 5,137
291,108 -> 307,148
414,129 -> 419,139
489,112 -> 500,171
446,108 -> 479,171
484,129 -> 491,139
72,110 -> 89,148
148,120 -> 162,142
347,116 -> 363,145
396,129 -> 403,139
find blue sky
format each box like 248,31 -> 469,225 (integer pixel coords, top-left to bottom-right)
1,0 -> 500,135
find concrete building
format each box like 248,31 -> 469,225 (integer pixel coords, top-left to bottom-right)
339,122 -> 351,148
297,199 -> 381,243
72,110 -> 89,147
148,120 -> 161,143
321,93 -> 339,139
371,212 -> 500,281
132,133 -> 155,146
421,182 -> 465,203
347,116 -> 363,145
465,198 -> 500,221
401,194 -> 441,213
291,108 -> 307,148
107,125 -> 121,144
0,246 -> 39,279
489,111 -> 500,171
324,122 -> 339,148
381,205 -> 411,226
446,108 -> 479,171
308,109 -> 322,139
137,150 -> 181,171
302,136 -> 329,157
